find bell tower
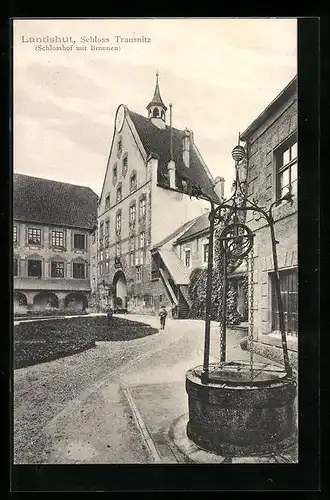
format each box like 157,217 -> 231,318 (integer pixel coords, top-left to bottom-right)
146,71 -> 167,129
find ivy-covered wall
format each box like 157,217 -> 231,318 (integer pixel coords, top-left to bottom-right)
188,223 -> 249,325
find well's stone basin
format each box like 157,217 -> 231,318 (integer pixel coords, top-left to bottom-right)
186,361 -> 297,456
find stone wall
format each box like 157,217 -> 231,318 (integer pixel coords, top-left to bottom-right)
244,90 -> 298,339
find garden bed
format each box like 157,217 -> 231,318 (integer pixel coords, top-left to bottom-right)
14,310 -> 88,319
14,316 -> 158,369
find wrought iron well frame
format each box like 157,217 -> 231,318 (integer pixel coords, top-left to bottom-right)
183,138 -> 294,384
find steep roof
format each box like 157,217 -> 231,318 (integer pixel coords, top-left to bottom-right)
151,215 -> 202,250
175,211 -> 211,244
13,173 -> 98,229
158,249 -> 191,285
128,110 -> 219,204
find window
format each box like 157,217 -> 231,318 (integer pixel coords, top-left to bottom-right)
100,250 -> 103,262
113,164 -> 118,185
28,228 -> 41,245
105,261 -> 109,273
99,222 -> 104,239
276,138 -> 297,200
151,254 -> 160,280
139,231 -> 145,248
139,249 -> 144,265
271,268 -> 298,335
130,172 -> 137,192
129,252 -> 135,267
13,258 -> 18,276
116,212 -> 122,233
184,249 -> 191,267
153,108 -> 159,118
92,231 -> 96,244
52,230 -> 64,248
123,155 -> 128,177
129,235 -> 135,250
105,195 -> 110,210
73,263 -> 85,279
129,204 -> 136,227
203,243 -> 209,264
105,249 -> 109,260
136,265 -> 142,282
13,226 -> 17,243
116,185 -> 122,203
92,256 -> 96,266
99,262 -> 103,275
105,220 -> 109,236
28,259 -> 42,277
74,233 -> 85,250
139,197 -> 146,219
117,138 -> 122,158
116,244 -> 121,257
51,261 -> 65,278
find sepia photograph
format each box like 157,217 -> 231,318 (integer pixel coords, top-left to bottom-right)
13,17 -> 299,467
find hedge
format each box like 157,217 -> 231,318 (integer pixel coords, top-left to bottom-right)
14,316 -> 158,369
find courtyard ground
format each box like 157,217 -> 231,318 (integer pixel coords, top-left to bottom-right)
14,314 -> 291,464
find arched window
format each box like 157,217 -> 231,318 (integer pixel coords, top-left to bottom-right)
153,108 -> 159,118
116,210 -> 122,234
117,137 -> 123,158
116,184 -> 122,203
122,154 -> 128,178
130,171 -> 137,192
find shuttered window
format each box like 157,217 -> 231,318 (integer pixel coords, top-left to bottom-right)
271,268 -> 298,335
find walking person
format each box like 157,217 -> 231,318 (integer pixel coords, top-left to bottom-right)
159,305 -> 168,330
107,305 -> 114,326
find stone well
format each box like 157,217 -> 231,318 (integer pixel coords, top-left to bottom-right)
186,361 -> 297,457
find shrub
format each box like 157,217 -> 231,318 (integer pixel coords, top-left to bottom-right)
14,315 -> 158,368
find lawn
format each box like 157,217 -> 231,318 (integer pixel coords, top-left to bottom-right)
14,316 -> 158,369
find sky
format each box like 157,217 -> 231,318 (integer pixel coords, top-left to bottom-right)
13,18 -> 297,199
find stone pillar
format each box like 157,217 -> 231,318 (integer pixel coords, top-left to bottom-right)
20,259 -> 26,278
58,297 -> 66,311
44,260 -> 49,278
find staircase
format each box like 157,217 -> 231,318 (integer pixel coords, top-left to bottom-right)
154,250 -> 192,319
167,277 -> 190,319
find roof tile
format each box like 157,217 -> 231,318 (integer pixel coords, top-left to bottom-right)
128,110 -> 219,203
13,174 -> 98,229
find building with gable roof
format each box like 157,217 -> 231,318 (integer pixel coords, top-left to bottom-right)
13,173 -> 98,314
97,74 -> 224,315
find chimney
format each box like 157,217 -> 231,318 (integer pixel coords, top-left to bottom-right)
214,176 -> 225,200
183,128 -> 190,168
167,103 -> 176,189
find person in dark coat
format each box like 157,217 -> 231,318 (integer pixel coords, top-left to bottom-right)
159,305 -> 168,330
107,306 -> 114,325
